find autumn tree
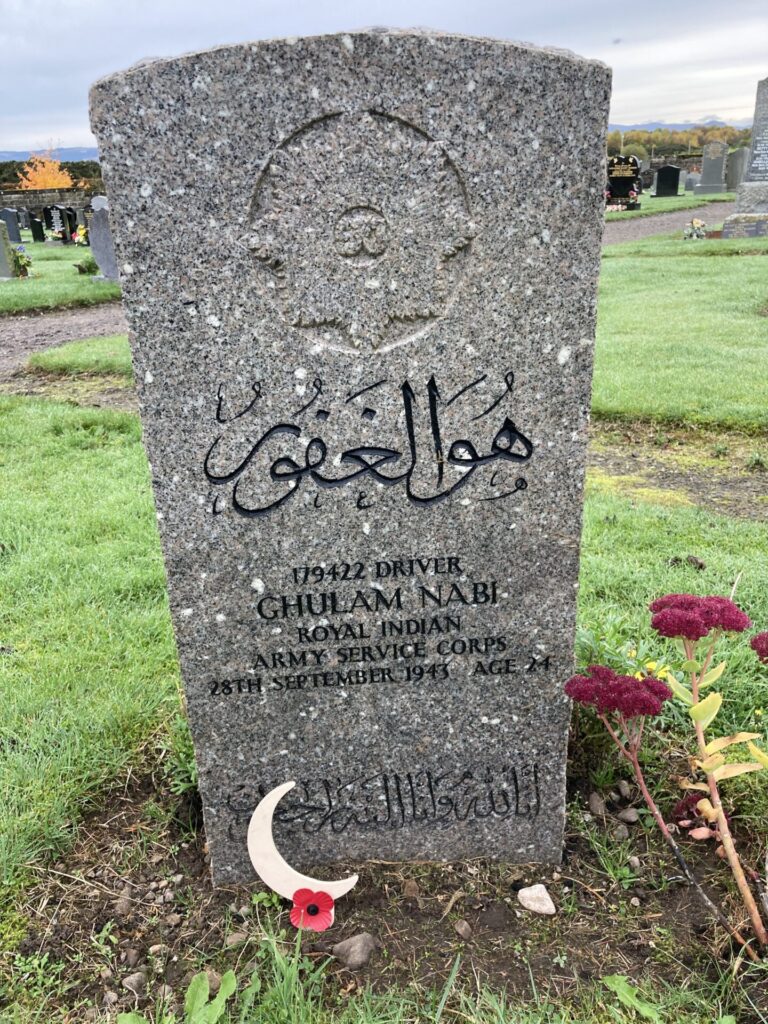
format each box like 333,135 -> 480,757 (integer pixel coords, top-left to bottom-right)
17,151 -> 75,190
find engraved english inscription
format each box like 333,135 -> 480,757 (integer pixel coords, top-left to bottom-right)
249,111 -> 475,352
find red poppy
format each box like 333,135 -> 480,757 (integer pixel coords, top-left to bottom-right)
290,888 -> 334,931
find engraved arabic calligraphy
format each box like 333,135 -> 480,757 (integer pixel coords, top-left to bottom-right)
205,371 -> 534,516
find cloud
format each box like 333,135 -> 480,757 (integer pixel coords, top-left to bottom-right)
0,0 -> 765,149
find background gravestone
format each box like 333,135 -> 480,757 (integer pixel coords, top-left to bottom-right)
30,217 -> 46,243
685,172 -> 700,192
653,164 -> 680,197
726,146 -> 750,191
724,77 -> 768,237
0,222 -> 15,279
694,140 -> 728,194
91,30 -> 611,885
607,155 -> 640,201
0,208 -> 22,244
87,203 -> 119,279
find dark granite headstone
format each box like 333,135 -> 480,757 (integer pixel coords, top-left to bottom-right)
694,141 -> 727,195
607,155 -> 640,200
91,30 -> 611,884
30,217 -> 46,243
42,207 -> 54,230
0,208 -> 22,244
654,165 -> 680,198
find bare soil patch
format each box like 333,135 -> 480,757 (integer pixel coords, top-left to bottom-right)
0,302 -> 127,376
6,765 -> 766,1021
589,420 -> 768,521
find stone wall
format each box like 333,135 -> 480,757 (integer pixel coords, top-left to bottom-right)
0,188 -> 93,211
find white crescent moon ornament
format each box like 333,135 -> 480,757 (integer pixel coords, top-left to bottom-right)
247,781 -> 358,928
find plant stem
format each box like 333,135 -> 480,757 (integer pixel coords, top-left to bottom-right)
598,713 -> 760,961
689,662 -> 768,947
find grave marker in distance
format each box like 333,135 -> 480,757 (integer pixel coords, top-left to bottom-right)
694,141 -> 728,195
724,77 -> 768,237
91,30 -> 611,884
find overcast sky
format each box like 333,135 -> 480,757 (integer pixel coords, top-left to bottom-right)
1,0 -> 766,151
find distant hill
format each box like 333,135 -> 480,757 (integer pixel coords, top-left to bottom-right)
608,118 -> 752,131
0,147 -> 99,161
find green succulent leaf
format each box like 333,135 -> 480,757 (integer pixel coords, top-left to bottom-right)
667,677 -> 694,705
699,661 -> 726,689
689,691 -> 722,729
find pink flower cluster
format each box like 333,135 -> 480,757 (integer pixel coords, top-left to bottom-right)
649,594 -> 751,641
751,632 -> 768,664
565,665 -> 672,718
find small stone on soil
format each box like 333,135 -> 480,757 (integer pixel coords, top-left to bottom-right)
454,918 -> 472,940
122,971 -> 147,998
332,932 -> 377,970
588,792 -> 606,816
225,931 -> 248,947
124,949 -> 141,969
517,884 -> 556,915
164,913 -> 183,927
618,780 -> 632,799
613,824 -> 630,840
158,984 -> 174,1001
402,878 -> 420,898
617,807 -> 640,824
628,855 -> 642,872
206,969 -> 221,996
630,897 -> 641,907
114,895 -> 132,916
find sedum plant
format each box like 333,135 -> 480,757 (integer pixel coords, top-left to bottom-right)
567,593 -> 768,959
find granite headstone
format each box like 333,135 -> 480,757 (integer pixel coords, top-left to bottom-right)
723,78 -> 768,236
726,147 -> 749,191
87,203 -> 119,280
654,164 -> 680,197
30,217 -> 46,243
91,30 -> 611,884
0,208 -> 22,244
694,141 -> 728,194
607,155 -> 640,201
0,222 -> 15,279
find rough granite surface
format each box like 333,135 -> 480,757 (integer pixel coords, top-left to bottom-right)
0,222 -> 14,279
90,30 -> 610,885
694,140 -> 728,195
87,200 -> 120,281
727,77 -> 768,228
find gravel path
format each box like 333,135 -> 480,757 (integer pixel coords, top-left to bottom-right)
602,201 -> 737,246
0,302 -> 127,375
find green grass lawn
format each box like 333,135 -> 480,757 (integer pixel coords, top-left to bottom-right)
604,191 -> 736,221
0,398 -> 178,889
594,235 -> 768,431
0,232 -> 121,315
28,333 -> 133,379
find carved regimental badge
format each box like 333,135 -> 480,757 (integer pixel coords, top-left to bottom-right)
249,111 -> 476,352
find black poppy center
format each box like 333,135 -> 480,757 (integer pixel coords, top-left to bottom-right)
306,903 -> 320,916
